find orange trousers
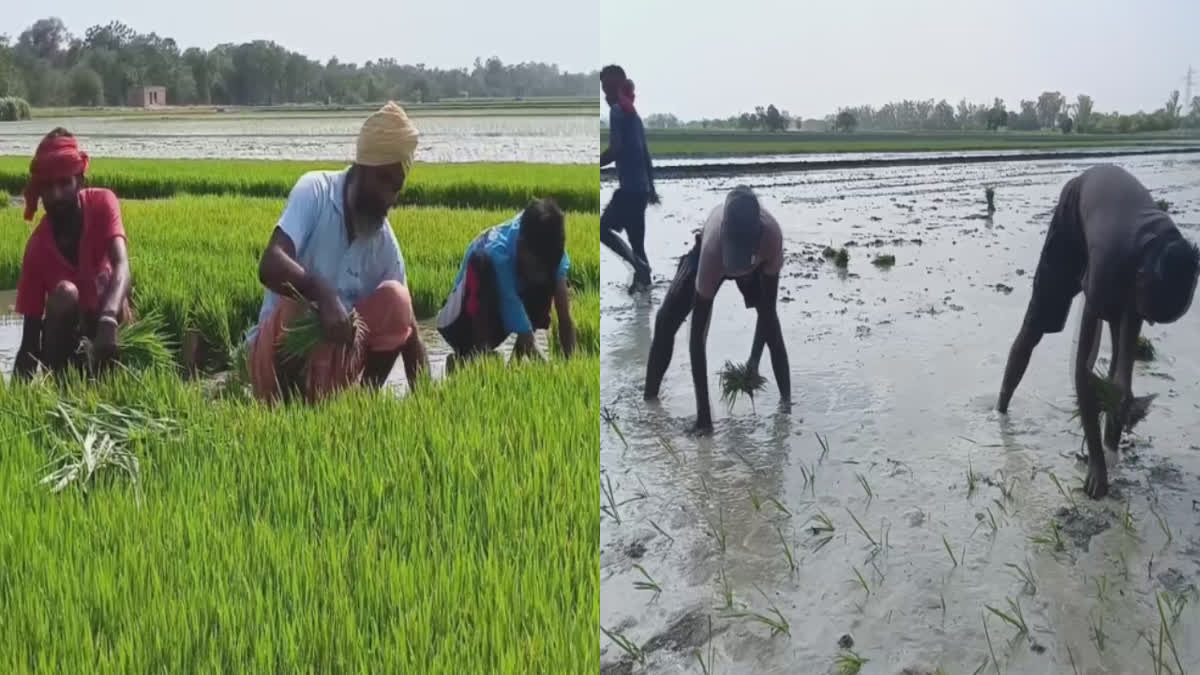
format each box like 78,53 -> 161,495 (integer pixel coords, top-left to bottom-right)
248,280 -> 416,404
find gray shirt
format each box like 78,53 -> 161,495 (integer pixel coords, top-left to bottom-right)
1067,164 -> 1177,318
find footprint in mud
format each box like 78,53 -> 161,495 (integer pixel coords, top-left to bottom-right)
1054,506 -> 1112,552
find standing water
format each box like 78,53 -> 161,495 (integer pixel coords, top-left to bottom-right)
600,153 -> 1200,674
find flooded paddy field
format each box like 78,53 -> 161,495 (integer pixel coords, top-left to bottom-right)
0,113 -> 597,163
600,153 -> 1200,674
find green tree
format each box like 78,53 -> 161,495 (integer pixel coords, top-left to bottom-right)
1164,90 -> 1181,126
67,64 -> 103,105
1035,91 -> 1064,129
1074,94 -> 1093,132
835,110 -> 857,132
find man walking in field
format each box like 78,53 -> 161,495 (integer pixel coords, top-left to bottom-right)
643,186 -> 790,432
247,101 -> 429,404
997,164 -> 1199,499
436,197 -> 576,371
13,128 -> 133,380
600,64 -> 657,292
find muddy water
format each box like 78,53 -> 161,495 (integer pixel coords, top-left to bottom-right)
0,287 -> 552,394
600,153 -> 1200,674
0,115 -> 597,164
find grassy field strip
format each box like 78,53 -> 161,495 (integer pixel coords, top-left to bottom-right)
0,354 -> 597,672
0,158 -> 599,213
598,129 -> 1200,158
0,198 -> 599,367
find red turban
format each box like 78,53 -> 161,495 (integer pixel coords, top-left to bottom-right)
23,135 -> 89,222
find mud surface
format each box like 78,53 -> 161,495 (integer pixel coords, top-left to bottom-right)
0,114 -> 596,164
600,152 -> 1200,674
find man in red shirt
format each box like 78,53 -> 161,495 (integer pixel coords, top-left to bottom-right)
13,128 -> 132,379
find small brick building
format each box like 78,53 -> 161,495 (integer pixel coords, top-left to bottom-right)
127,86 -> 167,108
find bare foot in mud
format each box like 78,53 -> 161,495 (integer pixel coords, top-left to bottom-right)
688,420 -> 713,436
1084,460 -> 1109,499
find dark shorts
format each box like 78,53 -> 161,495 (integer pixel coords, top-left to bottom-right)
1026,180 -> 1086,334
601,188 -> 649,235
437,253 -> 553,355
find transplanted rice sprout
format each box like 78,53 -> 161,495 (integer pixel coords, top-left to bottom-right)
1135,336 -> 1155,361
79,310 -> 177,373
872,254 -> 896,268
719,360 -> 768,411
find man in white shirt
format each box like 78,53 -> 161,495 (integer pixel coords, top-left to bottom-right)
247,102 -> 429,403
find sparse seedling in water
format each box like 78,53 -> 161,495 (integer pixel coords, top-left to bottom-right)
768,497 -> 791,517
872,254 -> 896,269
601,626 -> 646,666
776,525 -> 799,574
601,473 -> 622,524
985,186 -> 996,212
601,406 -> 629,449
632,564 -> 662,600
943,536 -> 959,568
835,650 -> 869,675
704,506 -> 728,554
982,614 -> 1001,675
694,615 -> 716,675
1155,592 -> 1185,675
855,473 -> 873,501
649,519 -> 675,545
725,584 -> 790,638
823,246 -> 838,259
1155,198 -> 1171,213
718,361 -> 768,412
847,508 -> 879,548
1005,559 -> 1037,596
1049,471 -> 1077,508
835,248 -> 850,269
1151,506 -> 1173,545
816,433 -> 831,462
800,463 -> 817,495
1030,520 -> 1066,552
717,566 -> 734,610
986,597 -> 1030,639
851,566 -> 871,598
967,458 -> 979,497
657,433 -> 681,464
1090,610 -> 1107,652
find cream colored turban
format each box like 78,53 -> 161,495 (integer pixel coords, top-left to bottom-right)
355,101 -> 420,176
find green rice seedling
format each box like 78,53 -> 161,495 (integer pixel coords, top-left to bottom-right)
1136,336 -> 1156,361
799,463 -> 817,495
1156,592 -> 1185,675
768,497 -> 791,517
718,361 -> 768,412
725,584 -> 790,638
1155,198 -> 1171,213
749,490 -> 762,511
943,536 -> 959,567
1072,370 -> 1122,424
277,283 -> 368,363
600,406 -> 628,449
79,310 -> 178,373
601,473 -> 622,525
972,659 -> 991,675
1121,501 -> 1139,537
657,433 -> 681,464
846,508 -> 878,548
0,191 -> 8,208
694,615 -> 716,675
982,613 -> 1001,675
822,246 -> 838,259
992,498 -> 1009,517
1067,645 -> 1080,675
835,650 -> 869,675
601,626 -> 646,666
704,506 -> 728,554
855,473 -> 873,501
997,472 -> 1016,502
1030,520 -> 1066,552
1151,506 -> 1173,544
716,566 -> 734,610
1089,610 -> 1107,652
776,525 -> 799,574
835,248 -> 850,269
851,566 -> 871,598
871,254 -> 896,269
808,510 -> 835,536
1048,471 -> 1077,508
632,564 -> 662,600
986,597 -> 1029,638
40,426 -> 139,497
985,186 -> 996,212
649,519 -> 675,546
816,433 -> 831,462
967,457 -> 979,497
1005,559 -> 1037,596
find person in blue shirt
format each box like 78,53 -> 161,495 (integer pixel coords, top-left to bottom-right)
436,197 -> 576,371
601,64 -> 657,292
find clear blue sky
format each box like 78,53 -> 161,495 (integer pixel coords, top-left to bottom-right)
600,0 -> 1199,120
3,0 -> 596,73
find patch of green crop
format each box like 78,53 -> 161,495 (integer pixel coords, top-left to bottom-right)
0,157 -> 599,213
0,197 -> 599,372
0,355 -> 598,672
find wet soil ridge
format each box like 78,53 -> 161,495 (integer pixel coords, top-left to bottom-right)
601,146 -> 1200,180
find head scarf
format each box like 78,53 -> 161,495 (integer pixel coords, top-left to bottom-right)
23,135 -> 89,221
355,101 -> 420,177
618,79 -> 637,115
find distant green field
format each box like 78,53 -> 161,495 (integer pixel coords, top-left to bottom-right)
599,129 -> 1200,158
33,97 -> 596,120
0,157 -> 599,212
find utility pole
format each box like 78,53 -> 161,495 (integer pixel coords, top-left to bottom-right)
1185,65 -> 1195,107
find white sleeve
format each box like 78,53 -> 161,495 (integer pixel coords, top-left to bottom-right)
276,172 -> 323,252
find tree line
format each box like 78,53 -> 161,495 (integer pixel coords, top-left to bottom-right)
0,17 -> 597,108
635,90 -> 1200,134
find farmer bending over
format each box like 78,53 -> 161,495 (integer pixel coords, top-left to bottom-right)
436,197 -> 575,371
247,102 -> 429,404
600,64 -> 657,292
997,164 -> 1199,499
643,186 -> 790,432
14,128 -> 133,379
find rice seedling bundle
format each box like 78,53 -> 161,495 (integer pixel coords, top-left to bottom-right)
719,360 -> 768,411
0,157 -> 599,212
78,310 -> 177,373
277,284 -> 369,364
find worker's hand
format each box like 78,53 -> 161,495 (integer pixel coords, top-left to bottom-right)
316,290 -> 355,346
93,317 -> 120,372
